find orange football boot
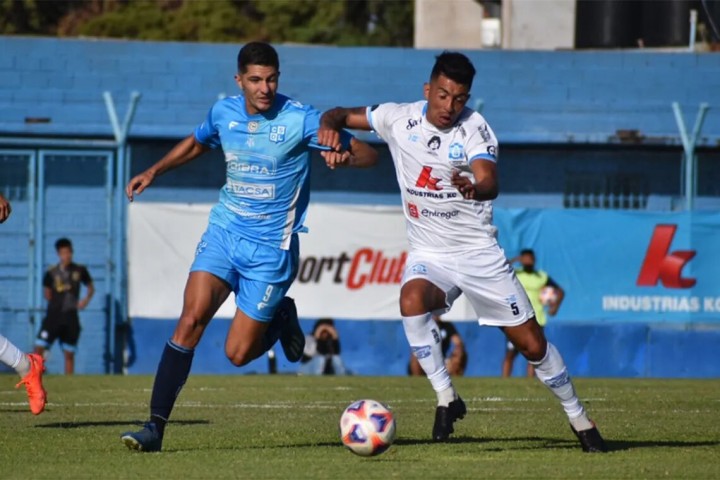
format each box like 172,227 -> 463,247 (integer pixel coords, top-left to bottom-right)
16,353 -> 47,415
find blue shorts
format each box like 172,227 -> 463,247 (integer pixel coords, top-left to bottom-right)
190,223 -> 299,322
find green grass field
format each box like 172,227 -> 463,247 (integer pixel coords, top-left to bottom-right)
1,375 -> 719,479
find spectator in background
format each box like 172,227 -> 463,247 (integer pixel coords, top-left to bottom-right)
503,249 -> 564,378
409,315 -> 467,377
35,238 -> 94,375
299,318 -> 347,375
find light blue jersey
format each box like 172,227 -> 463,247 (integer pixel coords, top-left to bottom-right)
190,93 -> 350,321
195,93 -> 349,250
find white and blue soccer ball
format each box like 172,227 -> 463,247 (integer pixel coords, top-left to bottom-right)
539,286 -> 558,306
340,399 -> 396,456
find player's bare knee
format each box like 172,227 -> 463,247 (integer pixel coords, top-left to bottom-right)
399,289 -> 429,316
522,338 -> 547,362
226,345 -> 253,367
173,314 -> 203,346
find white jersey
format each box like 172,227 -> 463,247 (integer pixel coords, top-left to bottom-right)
367,101 -> 500,253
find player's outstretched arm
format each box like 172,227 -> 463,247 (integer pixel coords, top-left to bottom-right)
0,194 -> 11,223
126,134 -> 209,202
451,160 -> 498,201
319,107 -> 372,151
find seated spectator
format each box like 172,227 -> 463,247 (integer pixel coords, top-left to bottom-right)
298,318 -> 348,375
409,315 -> 467,377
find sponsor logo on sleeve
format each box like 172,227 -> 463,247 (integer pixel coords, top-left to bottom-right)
478,124 -> 492,142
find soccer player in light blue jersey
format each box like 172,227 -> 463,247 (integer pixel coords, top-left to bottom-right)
121,42 -> 378,452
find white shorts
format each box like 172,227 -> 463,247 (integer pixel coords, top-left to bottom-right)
402,244 -> 535,327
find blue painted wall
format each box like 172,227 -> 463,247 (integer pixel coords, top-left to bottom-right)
126,318 -> 720,378
0,37 -> 718,145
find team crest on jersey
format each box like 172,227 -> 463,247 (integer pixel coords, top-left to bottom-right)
410,264 -> 428,275
248,121 -> 259,132
448,142 -> 464,161
269,125 -> 286,143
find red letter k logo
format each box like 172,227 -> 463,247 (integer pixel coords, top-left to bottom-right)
636,225 -> 696,288
415,166 -> 443,191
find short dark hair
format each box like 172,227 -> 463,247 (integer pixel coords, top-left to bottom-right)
55,238 -> 72,251
430,51 -> 476,88
520,249 -> 535,257
237,42 -> 279,73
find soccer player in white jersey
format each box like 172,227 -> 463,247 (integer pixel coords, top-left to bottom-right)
120,42 -> 378,452
318,52 -> 607,452
0,194 -> 47,415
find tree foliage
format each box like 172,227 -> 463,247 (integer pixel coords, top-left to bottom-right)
0,0 -> 414,46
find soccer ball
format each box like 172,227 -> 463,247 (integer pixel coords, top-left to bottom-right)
539,286 -> 558,306
339,399 -> 396,456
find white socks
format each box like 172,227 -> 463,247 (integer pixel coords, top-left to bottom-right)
403,313 -> 456,406
0,334 -> 31,378
530,342 -> 593,431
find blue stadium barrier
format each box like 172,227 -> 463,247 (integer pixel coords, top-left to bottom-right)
126,318 -> 720,378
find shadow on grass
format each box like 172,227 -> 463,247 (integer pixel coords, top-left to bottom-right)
394,436 -> 490,446
166,436 -> 720,454
605,439 -> 720,452
36,419 -> 210,429
0,408 -> 30,414
165,436 -> 552,454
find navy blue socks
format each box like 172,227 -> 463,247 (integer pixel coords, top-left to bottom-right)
150,340 -> 194,437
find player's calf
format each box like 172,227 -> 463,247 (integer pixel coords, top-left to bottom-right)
529,342 -> 608,453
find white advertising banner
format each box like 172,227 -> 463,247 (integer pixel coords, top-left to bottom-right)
128,202 -> 476,320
